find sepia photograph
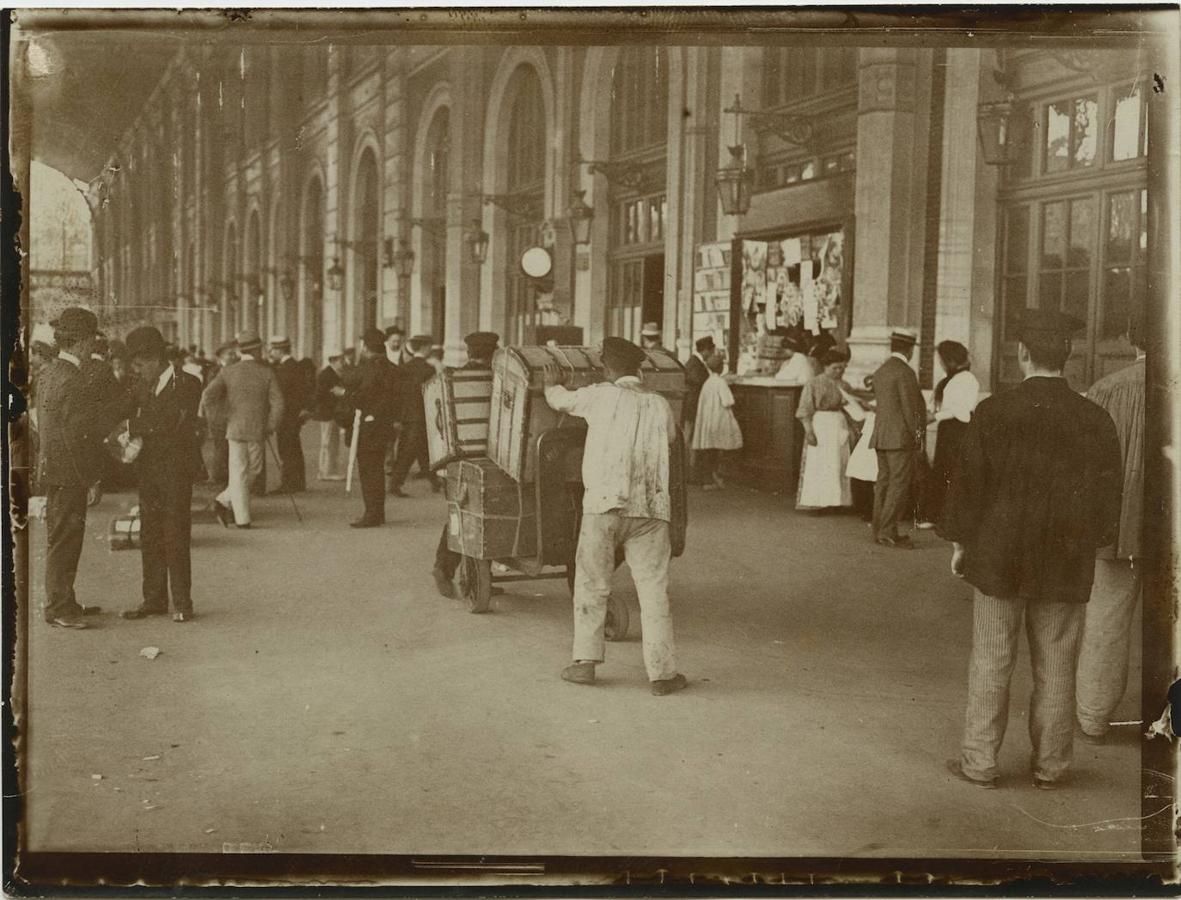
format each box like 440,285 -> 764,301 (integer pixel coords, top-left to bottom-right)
3,4 -> 1179,890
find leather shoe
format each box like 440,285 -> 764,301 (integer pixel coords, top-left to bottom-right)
121,606 -> 167,620
876,535 -> 913,549
945,759 -> 997,789
1033,774 -> 1066,791
561,662 -> 596,685
48,616 -> 89,629
172,612 -> 194,623
650,673 -> 688,696
80,605 -> 103,616
212,501 -> 232,528
350,518 -> 383,528
432,567 -> 457,599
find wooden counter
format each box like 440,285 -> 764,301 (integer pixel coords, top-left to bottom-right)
722,378 -> 805,493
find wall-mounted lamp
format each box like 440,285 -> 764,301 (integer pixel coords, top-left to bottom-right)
464,220 -> 489,265
390,238 -> 416,280
715,144 -> 753,217
566,190 -> 594,246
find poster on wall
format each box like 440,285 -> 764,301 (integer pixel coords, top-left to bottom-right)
692,241 -> 733,364
735,228 -> 846,376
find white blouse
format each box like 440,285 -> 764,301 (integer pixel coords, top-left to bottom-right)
934,370 -> 980,424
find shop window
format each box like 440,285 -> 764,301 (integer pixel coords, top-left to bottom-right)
609,47 -> 668,157
1043,94 -> 1097,174
762,47 -> 856,107
616,194 -> 666,247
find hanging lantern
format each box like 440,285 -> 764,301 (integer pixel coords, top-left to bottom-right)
391,238 -> 416,279
326,257 -> 344,292
566,190 -> 594,246
976,97 -> 1030,167
715,144 -> 753,217
465,219 -> 489,265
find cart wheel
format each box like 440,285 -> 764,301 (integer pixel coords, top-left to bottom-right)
459,557 -> 493,614
604,595 -> 629,642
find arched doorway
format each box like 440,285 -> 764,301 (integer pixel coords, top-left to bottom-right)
245,208 -> 263,333
606,47 -> 669,341
503,65 -> 547,345
301,176 -> 325,361
223,222 -> 238,343
352,149 -> 380,334
422,106 -> 449,340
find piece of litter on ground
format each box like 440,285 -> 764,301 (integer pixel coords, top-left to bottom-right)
139,647 -> 161,660
142,755 -> 160,761
319,824 -> 325,831
588,719 -> 599,724
113,787 -> 122,792
773,640 -> 784,644
203,828 -> 216,834
91,774 -> 103,780
142,804 -> 161,811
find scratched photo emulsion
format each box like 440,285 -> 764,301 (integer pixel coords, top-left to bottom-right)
4,6 -> 1179,890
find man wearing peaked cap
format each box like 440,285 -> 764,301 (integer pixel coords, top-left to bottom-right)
341,327 -> 401,526
387,334 -> 440,497
940,304 -> 1122,790
869,326 -> 926,549
268,335 -> 311,493
541,335 -> 688,696
201,328 -> 284,528
38,307 -> 109,628
314,347 -> 349,481
463,331 -> 500,365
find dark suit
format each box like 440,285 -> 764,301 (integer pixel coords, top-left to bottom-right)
130,371 -> 204,614
870,354 -> 926,540
389,356 -> 438,490
274,357 -> 310,491
345,356 -> 401,523
82,356 -> 135,489
37,355 -> 107,621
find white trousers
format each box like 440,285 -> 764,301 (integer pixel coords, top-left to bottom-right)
318,421 -> 346,480
1077,558 -> 1142,736
216,439 -> 263,525
572,512 -> 676,682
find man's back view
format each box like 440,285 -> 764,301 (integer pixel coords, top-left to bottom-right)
203,330 -> 284,528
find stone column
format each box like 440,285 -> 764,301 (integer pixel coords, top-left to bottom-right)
445,48 -> 486,366
677,46 -> 712,362
847,48 -> 929,385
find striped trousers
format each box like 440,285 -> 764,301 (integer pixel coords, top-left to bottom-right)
959,590 -> 1085,784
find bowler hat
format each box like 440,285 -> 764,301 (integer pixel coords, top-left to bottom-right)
362,328 -> 386,353
601,336 -> 646,372
52,307 -> 98,343
235,329 -> 262,352
464,331 -> 500,356
125,326 -> 168,360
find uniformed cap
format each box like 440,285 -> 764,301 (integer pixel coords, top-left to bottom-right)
269,334 -> 291,351
1015,308 -> 1085,342
362,328 -> 386,353
464,331 -> 500,356
125,326 -> 168,360
235,329 -> 262,351
52,307 -> 99,342
601,336 -> 647,372
890,328 -> 918,346
409,334 -> 433,351
641,321 -> 661,338
383,325 -> 404,338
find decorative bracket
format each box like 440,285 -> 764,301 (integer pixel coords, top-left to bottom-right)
724,94 -> 816,148
479,192 -> 544,220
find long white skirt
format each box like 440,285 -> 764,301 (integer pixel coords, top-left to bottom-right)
797,410 -> 853,509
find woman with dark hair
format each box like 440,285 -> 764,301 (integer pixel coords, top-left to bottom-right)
918,340 -> 978,528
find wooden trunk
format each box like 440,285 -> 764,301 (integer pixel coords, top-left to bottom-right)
444,457 -> 537,561
424,368 -> 493,471
487,346 -> 686,483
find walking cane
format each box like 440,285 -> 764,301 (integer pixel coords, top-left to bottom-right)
265,435 -> 304,525
345,409 -> 362,494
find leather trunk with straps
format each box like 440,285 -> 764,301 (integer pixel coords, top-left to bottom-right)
423,367 -> 493,472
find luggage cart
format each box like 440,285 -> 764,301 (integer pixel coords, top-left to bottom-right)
453,426 -> 687,643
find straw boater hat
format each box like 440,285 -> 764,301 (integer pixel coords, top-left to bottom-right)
890,328 -> 918,346
269,334 -> 292,352
640,322 -> 661,338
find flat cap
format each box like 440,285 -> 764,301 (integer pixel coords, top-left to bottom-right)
464,331 -> 500,354
124,326 -> 168,360
601,336 -> 647,372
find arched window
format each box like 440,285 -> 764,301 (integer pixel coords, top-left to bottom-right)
504,65 -> 547,344
607,47 -> 669,341
353,149 -> 380,331
302,177 -> 325,360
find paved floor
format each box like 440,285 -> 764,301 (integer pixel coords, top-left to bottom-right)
19,437 -> 1145,861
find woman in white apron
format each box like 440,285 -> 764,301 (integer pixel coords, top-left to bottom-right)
796,351 -> 856,510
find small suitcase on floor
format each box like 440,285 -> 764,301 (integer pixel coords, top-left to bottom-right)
424,368 -> 493,472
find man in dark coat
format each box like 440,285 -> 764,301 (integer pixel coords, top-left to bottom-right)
432,331 -> 499,598
119,327 -> 205,622
315,348 -> 348,481
684,335 -> 713,485
82,332 -> 134,494
940,309 -> 1123,791
268,335 -> 310,493
387,334 -> 440,497
869,329 -> 926,548
37,307 -> 112,628
345,328 -> 401,527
